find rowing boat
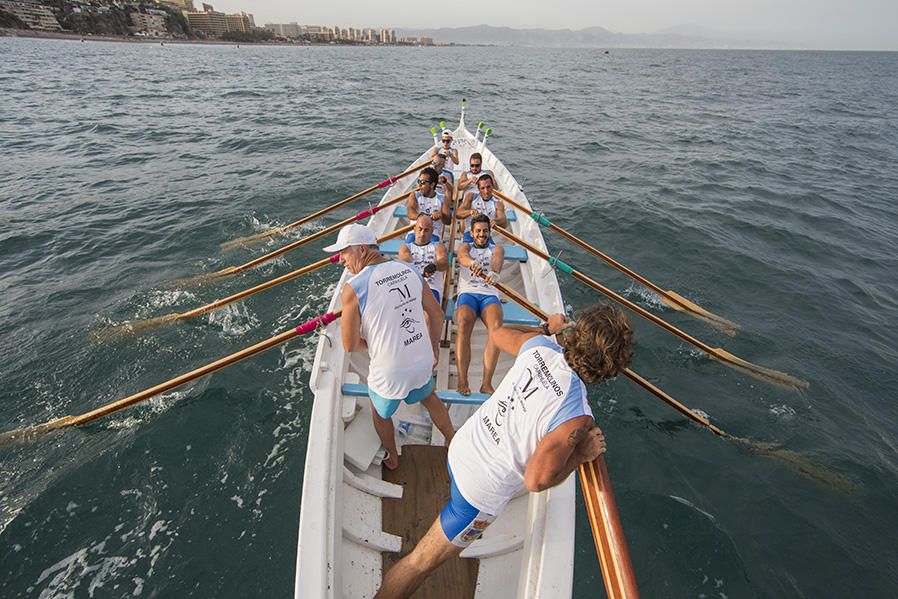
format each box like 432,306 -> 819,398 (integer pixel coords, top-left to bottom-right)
294,116 -> 578,598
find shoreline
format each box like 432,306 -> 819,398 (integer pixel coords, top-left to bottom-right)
0,28 -> 474,47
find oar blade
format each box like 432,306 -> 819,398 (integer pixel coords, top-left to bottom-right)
220,226 -> 285,251
710,348 -> 809,391
165,266 -> 238,289
727,435 -> 859,493
92,313 -> 181,342
0,415 -> 76,448
661,291 -> 741,337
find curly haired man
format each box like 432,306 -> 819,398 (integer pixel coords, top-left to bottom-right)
376,303 -> 634,598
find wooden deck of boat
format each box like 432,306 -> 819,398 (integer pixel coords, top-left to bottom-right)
382,444 -> 479,599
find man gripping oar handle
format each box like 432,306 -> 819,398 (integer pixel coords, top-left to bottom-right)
457,269 -> 640,599
491,189 -> 739,336
222,161 -> 430,249
0,310 -> 343,445
492,225 -> 807,391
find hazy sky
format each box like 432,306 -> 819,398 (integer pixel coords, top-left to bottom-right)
210,0 -> 897,49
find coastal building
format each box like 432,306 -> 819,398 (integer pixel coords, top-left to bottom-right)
184,4 -> 226,37
303,25 -> 332,42
225,11 -> 253,33
379,29 -> 396,44
264,22 -> 300,39
130,11 -> 168,36
0,0 -> 62,30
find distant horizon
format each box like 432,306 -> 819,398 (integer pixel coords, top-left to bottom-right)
204,0 -> 897,51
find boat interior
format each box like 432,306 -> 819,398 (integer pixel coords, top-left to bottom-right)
296,123 -> 573,598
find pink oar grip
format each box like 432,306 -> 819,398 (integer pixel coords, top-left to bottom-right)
294,312 -> 337,335
329,253 -> 341,263
376,176 -> 397,189
355,204 -> 381,220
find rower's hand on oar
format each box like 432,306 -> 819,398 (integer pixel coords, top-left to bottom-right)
576,427 -> 607,462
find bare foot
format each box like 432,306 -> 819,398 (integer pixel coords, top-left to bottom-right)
382,449 -> 399,471
479,384 -> 495,395
457,382 -> 471,396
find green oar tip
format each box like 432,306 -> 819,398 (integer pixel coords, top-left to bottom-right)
485,128 -> 492,135
477,121 -> 484,129
430,127 -> 437,134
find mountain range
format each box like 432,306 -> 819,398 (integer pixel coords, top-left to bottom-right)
395,24 -> 795,49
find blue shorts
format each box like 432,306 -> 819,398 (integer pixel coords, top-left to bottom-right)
430,288 -> 441,304
440,464 -> 497,548
456,293 -> 501,318
368,377 -> 435,419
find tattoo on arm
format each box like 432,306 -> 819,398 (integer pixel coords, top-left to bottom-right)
567,427 -> 585,448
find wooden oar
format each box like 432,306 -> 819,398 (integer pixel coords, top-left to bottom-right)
493,225 -> 807,391
101,225 -> 413,338
439,184 -> 461,348
580,456 -> 640,599
484,273 -> 854,492
492,190 -> 739,336
174,192 -> 412,287
221,162 -> 429,250
0,311 -> 343,446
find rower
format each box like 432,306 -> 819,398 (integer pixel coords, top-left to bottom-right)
430,152 -> 455,202
457,173 -> 507,234
398,214 -> 449,329
376,304 -> 634,599
430,128 -> 459,172
456,152 -> 492,196
326,224 -> 455,470
406,167 -> 451,241
454,214 -> 504,396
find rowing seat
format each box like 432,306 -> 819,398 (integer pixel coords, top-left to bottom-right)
341,383 -> 489,406
379,239 -> 528,262
393,205 -> 517,222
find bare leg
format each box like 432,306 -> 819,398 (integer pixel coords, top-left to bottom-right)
420,392 -> 454,445
454,305 -> 476,395
371,406 -> 399,470
376,517 -> 464,599
479,303 -> 504,394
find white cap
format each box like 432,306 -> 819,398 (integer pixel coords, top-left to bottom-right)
322,223 -> 378,253
441,128 -> 453,138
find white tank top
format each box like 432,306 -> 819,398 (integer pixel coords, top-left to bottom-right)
403,233 -> 444,294
461,168 -> 492,194
411,191 -> 446,239
347,260 -> 433,399
464,193 -> 499,232
456,233 -> 499,298
448,336 -> 591,514
437,146 -> 457,171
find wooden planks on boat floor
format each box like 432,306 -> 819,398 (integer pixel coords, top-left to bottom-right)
382,444 -> 479,599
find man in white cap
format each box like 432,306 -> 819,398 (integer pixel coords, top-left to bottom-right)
430,128 -> 459,172
326,223 -> 455,469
